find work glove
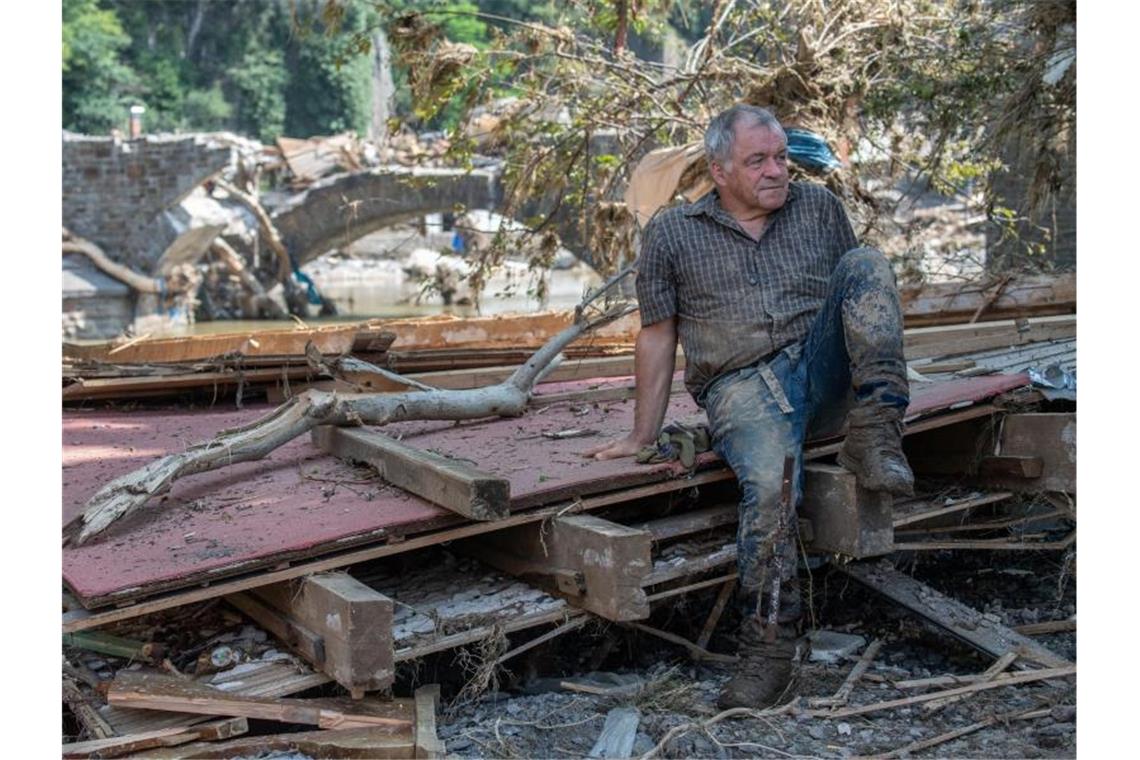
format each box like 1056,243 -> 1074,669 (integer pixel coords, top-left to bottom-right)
636,422 -> 711,470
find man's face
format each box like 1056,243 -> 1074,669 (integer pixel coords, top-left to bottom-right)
710,122 -> 790,215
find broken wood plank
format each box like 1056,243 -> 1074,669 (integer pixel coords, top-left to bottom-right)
902,315 -> 1076,361
808,639 -> 884,708
414,684 -> 445,760
107,672 -> 413,729
460,542 -> 586,597
496,616 -> 592,666
252,572 -> 395,696
588,706 -> 641,759
695,579 -> 737,650
622,621 -> 737,664
99,662 -> 332,737
1014,618 -> 1076,636
838,560 -> 1071,669
860,705 -> 1050,760
892,530 -> 1075,551
63,676 -> 116,741
62,718 -> 247,758
892,491 -> 1013,528
977,455 -> 1044,479
899,274 -> 1076,328
645,573 -> 738,604
923,650 -> 1018,712
632,503 -> 737,543
131,725 -> 415,759
806,665 -> 1074,719
462,514 -> 652,621
799,464 -> 894,558
313,426 -> 509,520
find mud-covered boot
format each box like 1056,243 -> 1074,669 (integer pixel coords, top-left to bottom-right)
717,618 -> 797,709
837,408 -> 915,497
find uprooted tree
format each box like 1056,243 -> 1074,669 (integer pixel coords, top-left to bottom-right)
63,274 -> 635,547
368,0 -> 1074,285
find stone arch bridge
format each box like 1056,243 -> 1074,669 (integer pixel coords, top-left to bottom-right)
271,165 -> 598,271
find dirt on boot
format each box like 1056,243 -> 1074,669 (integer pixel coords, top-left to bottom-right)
838,414 -> 915,496
717,619 -> 798,709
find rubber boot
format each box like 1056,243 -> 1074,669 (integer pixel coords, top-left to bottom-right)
717,617 -> 797,709
837,405 -> 915,496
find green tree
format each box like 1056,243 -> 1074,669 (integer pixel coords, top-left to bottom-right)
284,0 -> 376,136
62,0 -> 138,133
232,45 -> 290,142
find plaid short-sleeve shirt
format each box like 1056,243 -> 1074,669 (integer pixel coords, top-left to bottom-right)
635,182 -> 858,400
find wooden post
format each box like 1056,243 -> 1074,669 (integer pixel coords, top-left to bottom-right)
460,514 -> 652,621
252,572 -> 394,697
798,464 -> 894,558
413,684 -> 445,759
313,426 -> 510,520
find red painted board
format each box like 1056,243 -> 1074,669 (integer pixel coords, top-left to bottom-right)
62,405 -> 454,606
62,373 -> 1027,606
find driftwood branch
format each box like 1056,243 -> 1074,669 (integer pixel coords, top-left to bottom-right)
213,177 -> 294,284
63,229 -> 198,296
64,280 -> 636,547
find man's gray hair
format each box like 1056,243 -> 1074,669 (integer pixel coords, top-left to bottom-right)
704,105 -> 786,166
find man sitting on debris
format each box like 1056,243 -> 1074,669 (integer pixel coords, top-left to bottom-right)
585,104 -> 914,708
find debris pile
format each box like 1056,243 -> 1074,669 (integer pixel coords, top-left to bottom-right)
62,302 -> 1076,756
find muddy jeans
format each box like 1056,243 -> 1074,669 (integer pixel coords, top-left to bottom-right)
699,248 -> 909,623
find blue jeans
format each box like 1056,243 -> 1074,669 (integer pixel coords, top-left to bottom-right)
699,248 -> 908,621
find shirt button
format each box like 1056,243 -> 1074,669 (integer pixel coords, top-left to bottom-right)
748,277 -> 758,285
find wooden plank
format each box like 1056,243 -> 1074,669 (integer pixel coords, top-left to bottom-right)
133,727 -> 414,759
892,491 -> 1013,528
107,672 -> 414,729
313,426 -> 509,520
62,366 -> 316,401
902,315 -> 1076,361
838,560 -> 1071,669
63,718 -> 247,758
100,663 -> 332,737
463,514 -> 653,621
63,472 -> 732,634
981,413 -> 1076,493
631,503 -> 737,543
798,464 -> 894,559
253,572 -> 395,696
63,677 -> 116,741
225,592 -> 327,669
899,273 -> 1076,327
414,685 -> 445,759
62,324 -> 374,365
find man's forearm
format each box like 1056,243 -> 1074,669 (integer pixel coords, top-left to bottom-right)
631,320 -> 678,444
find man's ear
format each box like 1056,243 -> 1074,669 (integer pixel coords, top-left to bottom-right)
709,160 -> 727,187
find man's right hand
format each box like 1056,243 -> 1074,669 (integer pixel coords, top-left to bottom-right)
582,435 -> 648,461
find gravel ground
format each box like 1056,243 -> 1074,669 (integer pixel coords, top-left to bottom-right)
430,549 -> 1076,759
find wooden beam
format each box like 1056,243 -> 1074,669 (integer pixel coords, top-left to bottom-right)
892,491 -> 1014,528
106,672 -> 413,729
631,503 -> 738,543
838,560 -> 1071,669
902,315 -> 1076,361
899,273 -> 1075,328
414,685 -> 445,760
62,718 -> 247,758
979,413 -> 1076,493
461,514 -> 653,621
798,464 -> 894,558
252,572 -> 394,697
978,456 -> 1044,479
138,725 -> 415,759
313,426 -> 509,521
